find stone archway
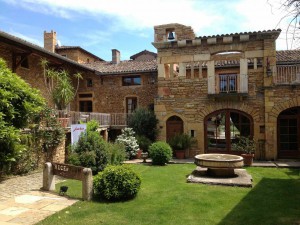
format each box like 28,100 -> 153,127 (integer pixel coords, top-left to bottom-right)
266,96 -> 300,159
204,109 -> 253,153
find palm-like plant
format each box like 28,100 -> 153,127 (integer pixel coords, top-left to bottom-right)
41,59 -> 82,110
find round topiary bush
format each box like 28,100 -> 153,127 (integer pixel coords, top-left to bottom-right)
93,165 -> 141,201
148,141 -> 172,165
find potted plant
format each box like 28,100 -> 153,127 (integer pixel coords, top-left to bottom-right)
136,135 -> 152,159
168,133 -> 194,159
232,136 -> 256,166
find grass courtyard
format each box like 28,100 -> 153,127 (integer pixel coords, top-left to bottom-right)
37,164 -> 300,225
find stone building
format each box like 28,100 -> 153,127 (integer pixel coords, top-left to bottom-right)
152,23 -> 300,160
1,25 -> 299,160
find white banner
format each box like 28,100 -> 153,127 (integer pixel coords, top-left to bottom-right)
71,124 -> 87,145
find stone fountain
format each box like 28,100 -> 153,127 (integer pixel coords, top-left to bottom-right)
187,153 -> 252,187
194,153 -> 244,177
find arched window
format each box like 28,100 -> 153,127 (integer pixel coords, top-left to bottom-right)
205,109 -> 253,153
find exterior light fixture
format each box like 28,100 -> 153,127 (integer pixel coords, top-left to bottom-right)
59,186 -> 68,195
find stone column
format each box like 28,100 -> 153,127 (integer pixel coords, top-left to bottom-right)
42,162 -> 55,191
82,168 -> 93,201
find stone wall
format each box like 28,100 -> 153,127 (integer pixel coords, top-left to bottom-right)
76,72 -> 157,113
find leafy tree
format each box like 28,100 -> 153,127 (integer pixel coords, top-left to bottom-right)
128,107 -> 159,141
0,58 -> 45,172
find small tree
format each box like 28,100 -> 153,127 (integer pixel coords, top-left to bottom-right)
128,107 -> 158,141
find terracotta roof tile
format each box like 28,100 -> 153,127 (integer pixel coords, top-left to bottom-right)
276,50 -> 300,63
197,29 -> 282,39
84,59 -> 157,74
130,50 -> 157,60
56,45 -> 104,61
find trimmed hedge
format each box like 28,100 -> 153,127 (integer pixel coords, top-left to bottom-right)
148,141 -> 172,165
93,165 -> 141,201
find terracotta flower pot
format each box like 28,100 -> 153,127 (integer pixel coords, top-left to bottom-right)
241,153 -> 254,166
136,149 -> 143,159
175,150 -> 185,159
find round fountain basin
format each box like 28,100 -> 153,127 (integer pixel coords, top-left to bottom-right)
195,154 -> 244,169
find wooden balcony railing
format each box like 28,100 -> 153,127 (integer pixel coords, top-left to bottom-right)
56,110 -> 132,128
274,65 -> 300,85
56,110 -> 111,128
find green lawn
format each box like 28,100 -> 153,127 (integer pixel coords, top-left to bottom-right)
37,164 -> 300,225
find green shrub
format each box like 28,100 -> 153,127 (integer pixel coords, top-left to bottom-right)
168,133 -> 195,150
148,141 -> 172,165
69,120 -> 108,174
136,135 -> 152,152
107,142 -> 126,165
128,108 -> 158,141
93,165 -> 141,201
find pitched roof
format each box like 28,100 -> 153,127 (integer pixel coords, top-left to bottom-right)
56,45 -> 104,61
276,50 -> 300,63
84,60 -> 157,75
0,30 -> 95,72
130,50 -> 157,60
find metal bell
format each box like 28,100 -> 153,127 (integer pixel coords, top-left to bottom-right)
167,32 -> 175,40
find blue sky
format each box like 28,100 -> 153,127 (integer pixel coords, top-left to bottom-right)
0,0 -> 297,61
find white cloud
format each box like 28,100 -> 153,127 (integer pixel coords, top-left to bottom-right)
2,0 -> 297,49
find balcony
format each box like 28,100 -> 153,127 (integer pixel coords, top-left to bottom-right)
208,74 -> 248,99
274,65 -> 300,85
56,110 -> 131,129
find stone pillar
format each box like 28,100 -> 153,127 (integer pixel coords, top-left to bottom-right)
179,63 -> 186,77
207,61 -> 215,94
240,58 -> 248,93
42,162 -> 55,191
82,168 -> 93,201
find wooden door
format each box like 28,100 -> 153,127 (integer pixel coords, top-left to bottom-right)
278,107 -> 300,159
166,116 -> 183,141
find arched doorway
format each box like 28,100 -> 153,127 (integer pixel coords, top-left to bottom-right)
205,109 -> 253,153
166,116 -> 183,141
277,107 -> 300,159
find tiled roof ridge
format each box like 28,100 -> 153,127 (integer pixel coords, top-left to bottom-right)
130,49 -> 157,60
55,45 -> 104,61
196,29 -> 282,39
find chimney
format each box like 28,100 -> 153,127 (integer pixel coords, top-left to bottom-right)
44,30 -> 57,53
112,49 -> 120,64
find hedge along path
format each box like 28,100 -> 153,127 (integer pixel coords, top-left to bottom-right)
42,162 -> 93,201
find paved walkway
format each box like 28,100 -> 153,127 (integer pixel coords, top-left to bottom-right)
0,172 -> 77,225
0,159 -> 299,225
